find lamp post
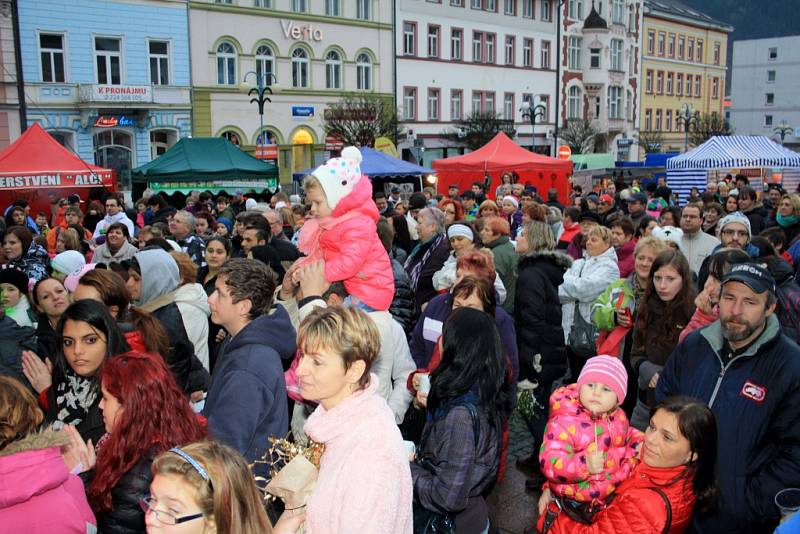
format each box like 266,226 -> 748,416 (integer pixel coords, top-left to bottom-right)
774,121 -> 793,145
676,103 -> 699,152
521,100 -> 547,152
244,71 -> 275,151
554,0 -> 566,155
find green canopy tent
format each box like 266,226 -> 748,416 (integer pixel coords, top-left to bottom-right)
132,137 -> 279,195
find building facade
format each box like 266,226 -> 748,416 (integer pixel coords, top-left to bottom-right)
558,0 -> 643,161
189,0 -> 393,184
640,0 -> 731,154
729,36 -> 800,150
0,0 -> 23,150
17,0 -> 192,190
396,0 -> 558,164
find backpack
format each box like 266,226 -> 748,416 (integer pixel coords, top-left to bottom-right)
776,278 -> 800,343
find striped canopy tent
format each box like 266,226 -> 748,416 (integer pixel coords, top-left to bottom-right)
666,136 -> 800,204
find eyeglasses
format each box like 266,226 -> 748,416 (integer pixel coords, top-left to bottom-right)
140,496 -> 204,526
721,229 -> 748,238
444,209 -> 456,215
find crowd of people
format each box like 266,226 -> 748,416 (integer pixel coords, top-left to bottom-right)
0,154 -> 799,534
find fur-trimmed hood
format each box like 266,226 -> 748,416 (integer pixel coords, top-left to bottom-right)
0,426 -> 68,458
517,249 -> 573,272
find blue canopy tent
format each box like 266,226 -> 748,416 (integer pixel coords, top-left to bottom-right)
667,136 -> 800,203
293,147 -> 434,192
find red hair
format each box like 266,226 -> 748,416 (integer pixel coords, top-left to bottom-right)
455,249 -> 497,281
438,199 -> 464,222
483,216 -> 510,237
87,351 -> 206,512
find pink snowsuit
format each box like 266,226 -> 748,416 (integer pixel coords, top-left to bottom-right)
539,383 -> 643,503
297,175 -> 395,311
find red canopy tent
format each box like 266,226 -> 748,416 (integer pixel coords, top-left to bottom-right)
0,123 -> 115,215
432,132 -> 573,203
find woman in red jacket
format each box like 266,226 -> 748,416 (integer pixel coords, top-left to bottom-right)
537,396 -> 718,534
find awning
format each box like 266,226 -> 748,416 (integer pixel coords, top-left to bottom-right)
148,179 -> 278,195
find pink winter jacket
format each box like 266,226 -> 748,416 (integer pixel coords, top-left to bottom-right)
539,383 -> 643,503
0,428 -> 96,533
304,374 -> 413,534
297,176 -> 395,310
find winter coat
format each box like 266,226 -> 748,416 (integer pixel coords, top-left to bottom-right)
409,292 -> 519,384
433,252 -> 507,304
615,239 -> 636,278
7,242 -> 49,282
742,205 -> 766,235
657,315 -> 800,533
95,451 -> 155,534
767,217 -> 800,247
405,233 -> 451,315
297,176 -> 394,310
538,461 -> 696,534
514,251 -> 572,385
0,428 -> 96,533
304,374 -> 412,534
0,315 -> 37,390
367,311 -> 416,424
411,397 -> 501,534
679,307 -> 717,343
46,224 -> 93,255
203,305 -> 295,478
92,211 -> 135,240
557,223 -> 581,250
678,231 -> 720,275
539,384 -> 643,503
176,234 -> 206,267
507,209 -> 523,238
389,258 -> 415,334
90,239 -> 138,266
174,283 -> 211,371
592,278 -> 636,332
35,317 -> 58,361
486,236 -> 518,314
43,386 -> 105,445
559,247 -> 620,344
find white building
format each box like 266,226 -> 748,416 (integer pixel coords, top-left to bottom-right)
189,0 -> 393,184
729,36 -> 800,150
396,0 -> 559,164
560,0 -> 643,160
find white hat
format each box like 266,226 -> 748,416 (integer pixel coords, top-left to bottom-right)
652,225 -> 683,245
311,146 -> 363,210
51,250 -> 86,276
245,198 -> 258,210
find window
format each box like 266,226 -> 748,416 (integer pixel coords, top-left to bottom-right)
356,0 -> 371,20
712,77 -> 719,99
567,86 -> 582,119
94,36 -> 121,85
451,0 -> 463,5
291,48 -> 309,88
147,40 -> 170,86
678,36 -> 685,59
665,110 -> 672,131
486,0 -> 497,11
472,31 -> 482,62
766,92 -> 775,105
644,109 -> 651,130
713,42 -> 720,65
626,90 -> 633,121
325,50 -> 342,89
666,72 -> 673,95
655,109 -> 662,131
568,0 -> 583,19
539,95 -> 550,119
668,34 -> 675,57
687,38 -> 694,61
541,41 -> 551,69
451,89 -> 463,121
568,36 -> 581,69
647,30 -> 655,55
50,130 -> 76,151
765,115 -> 774,127
523,0 -> 533,18
471,0 -> 482,8
428,25 -> 440,58
215,0 -> 232,3
541,0 -> 552,21
694,75 -> 701,97
451,29 -> 463,60
503,93 -> 514,120
484,91 -> 495,113
696,39 -> 703,62
608,86 -> 622,119
657,32 -> 665,56
216,41 -> 236,85
292,0 -> 307,12
255,44 -> 275,86
685,74 -> 692,96
220,131 -> 240,145
325,0 -> 340,15
612,0 -> 623,23
356,53 -> 372,90
403,87 -> 417,120
676,73 -> 683,96
767,70 -> 776,82
629,44 -> 635,73
504,0 -> 515,15
505,36 -> 515,65
428,88 -> 440,121
656,71 -> 663,94
590,48 -> 600,68
769,47 -> 778,60
403,22 -> 416,56
610,39 -> 623,70
254,0 -> 272,5
645,70 -> 653,93
523,38 -> 533,67
472,91 -> 482,113
485,34 -> 496,63
150,129 -> 176,158
40,33 -> 65,83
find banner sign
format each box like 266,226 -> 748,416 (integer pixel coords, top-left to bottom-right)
149,179 -> 278,195
0,171 -> 114,190
80,84 -> 152,103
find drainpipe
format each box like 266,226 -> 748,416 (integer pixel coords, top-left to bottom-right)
11,0 -> 27,131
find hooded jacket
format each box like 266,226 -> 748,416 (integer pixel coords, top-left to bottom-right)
203,305 -> 295,476
0,315 -> 37,390
657,315 -> 800,533
615,238 -> 636,278
91,239 -> 138,266
92,211 -> 135,240
0,428 -> 96,533
486,236 -> 518,314
174,282 -> 211,371
389,258 -> 415,334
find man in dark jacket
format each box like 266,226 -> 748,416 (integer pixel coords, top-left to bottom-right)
203,258 -> 295,476
657,263 -> 800,533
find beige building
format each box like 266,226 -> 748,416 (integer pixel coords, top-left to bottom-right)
640,0 -> 732,155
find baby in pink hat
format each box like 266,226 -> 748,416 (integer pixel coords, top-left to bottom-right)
296,147 -> 394,311
539,355 -> 644,513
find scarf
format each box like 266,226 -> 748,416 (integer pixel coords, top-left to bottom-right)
54,367 -> 98,426
405,233 -> 446,291
777,213 -> 798,228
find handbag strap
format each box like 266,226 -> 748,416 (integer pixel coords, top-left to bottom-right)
644,487 -> 672,534
419,400 -> 480,452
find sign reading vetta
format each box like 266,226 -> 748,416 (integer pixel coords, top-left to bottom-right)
0,171 -> 114,190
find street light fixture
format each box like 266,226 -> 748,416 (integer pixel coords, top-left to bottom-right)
774,121 -> 793,145
676,103 -> 699,152
244,70 -> 276,150
520,100 -> 547,152
554,0 -> 566,155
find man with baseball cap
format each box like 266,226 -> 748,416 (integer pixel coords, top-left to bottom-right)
626,192 -> 648,228
658,263 -> 800,533
597,193 -> 622,227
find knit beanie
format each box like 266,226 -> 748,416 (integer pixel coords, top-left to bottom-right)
577,355 -> 628,404
718,211 -> 752,238
0,268 -> 29,295
652,225 -> 684,246
51,250 -> 86,276
310,146 -> 363,210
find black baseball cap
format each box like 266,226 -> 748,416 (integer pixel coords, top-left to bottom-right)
722,263 -> 776,295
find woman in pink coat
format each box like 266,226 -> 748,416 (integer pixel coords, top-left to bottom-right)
0,376 -> 95,533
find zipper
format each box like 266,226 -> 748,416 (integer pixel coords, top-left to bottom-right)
708,351 -> 749,408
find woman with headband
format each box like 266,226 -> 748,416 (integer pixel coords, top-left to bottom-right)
432,222 -> 506,304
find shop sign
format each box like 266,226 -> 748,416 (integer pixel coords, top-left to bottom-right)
82,84 -> 152,103
149,179 -> 278,195
255,145 -> 279,160
292,106 -> 315,121
94,115 -> 135,128
281,20 -> 324,42
325,135 -> 344,151
0,171 -> 114,190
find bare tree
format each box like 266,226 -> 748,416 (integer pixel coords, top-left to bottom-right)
443,111 -> 517,151
689,114 -> 734,147
322,93 -> 403,147
638,131 -> 665,154
560,119 -> 597,154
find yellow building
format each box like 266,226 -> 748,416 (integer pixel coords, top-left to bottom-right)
640,0 -> 732,155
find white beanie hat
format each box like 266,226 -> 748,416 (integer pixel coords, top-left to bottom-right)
652,225 -> 684,245
245,198 -> 258,210
51,250 -> 86,276
311,146 -> 363,210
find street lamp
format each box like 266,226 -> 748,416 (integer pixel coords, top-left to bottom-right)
243,71 -> 276,150
520,100 -> 546,152
774,121 -> 793,145
554,0 -> 566,154
676,103 -> 699,152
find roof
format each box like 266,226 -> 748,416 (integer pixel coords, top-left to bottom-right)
666,136 -> 800,170
583,2 -> 608,30
292,146 -> 433,181
644,0 -> 733,32
132,137 -> 278,183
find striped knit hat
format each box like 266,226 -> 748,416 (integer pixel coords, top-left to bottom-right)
578,355 -> 628,404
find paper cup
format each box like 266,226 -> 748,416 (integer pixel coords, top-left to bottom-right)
403,440 -> 416,457
418,373 -> 431,394
775,488 -> 800,518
